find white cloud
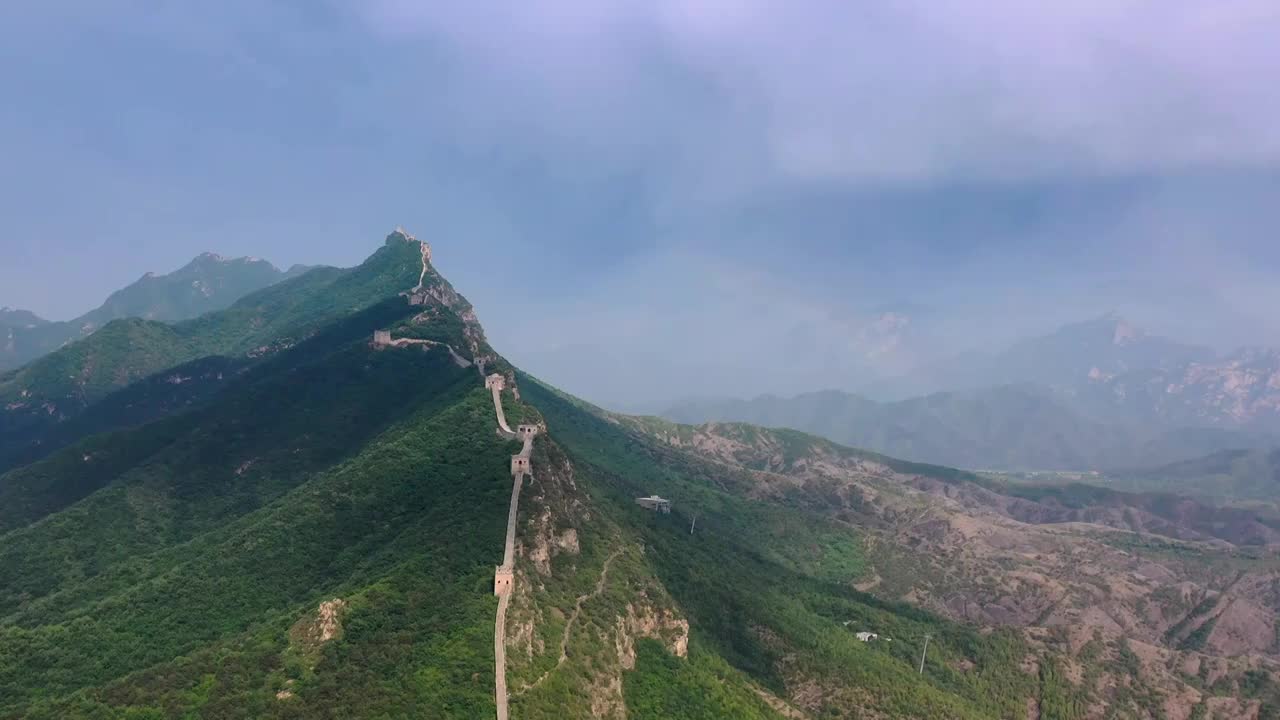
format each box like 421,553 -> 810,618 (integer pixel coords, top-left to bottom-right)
352,0 -> 1280,186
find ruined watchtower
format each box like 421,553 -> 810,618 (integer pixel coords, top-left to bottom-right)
372,330 -> 392,347
511,455 -> 530,476
494,565 -> 513,595
485,373 -> 506,391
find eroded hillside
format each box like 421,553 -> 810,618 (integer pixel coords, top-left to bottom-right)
616,417 -> 1280,718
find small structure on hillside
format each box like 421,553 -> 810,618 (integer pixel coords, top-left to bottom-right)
494,565 -> 513,595
636,495 -> 672,514
855,631 -> 889,642
372,330 -> 392,347
516,424 -> 539,441
511,455 -> 530,476
485,373 -> 506,391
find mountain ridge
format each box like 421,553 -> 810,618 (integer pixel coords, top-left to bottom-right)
0,232 -> 431,473
1,251 -> 313,372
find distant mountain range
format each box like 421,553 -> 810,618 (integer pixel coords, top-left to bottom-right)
0,253 -> 313,372
665,314 -> 1280,472
891,312 -> 1216,397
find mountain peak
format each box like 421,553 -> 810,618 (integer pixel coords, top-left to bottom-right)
386,227 -> 417,245
384,227 -> 432,270
0,307 -> 48,329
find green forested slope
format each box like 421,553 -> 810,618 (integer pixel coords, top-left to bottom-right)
2,378 -> 513,718
0,234 -> 426,463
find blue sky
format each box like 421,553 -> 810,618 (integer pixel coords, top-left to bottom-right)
2,2 -> 1279,408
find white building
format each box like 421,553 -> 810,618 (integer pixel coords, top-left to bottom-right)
635,495 -> 672,513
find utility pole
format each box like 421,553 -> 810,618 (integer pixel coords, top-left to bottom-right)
918,634 -> 932,675
689,512 -> 698,535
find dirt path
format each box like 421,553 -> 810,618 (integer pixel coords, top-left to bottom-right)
516,549 -> 623,696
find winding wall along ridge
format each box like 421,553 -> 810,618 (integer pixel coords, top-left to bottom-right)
489,372 -> 538,720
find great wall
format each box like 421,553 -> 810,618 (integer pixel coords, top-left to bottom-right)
492,384 -> 538,720
371,231 -> 535,720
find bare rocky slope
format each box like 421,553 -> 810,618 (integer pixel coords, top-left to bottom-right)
616,417 -> 1280,718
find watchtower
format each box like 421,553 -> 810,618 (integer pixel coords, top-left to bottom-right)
485,373 -> 506,391
511,455 -> 530,476
494,565 -> 513,595
516,424 -> 539,441
372,330 -> 392,346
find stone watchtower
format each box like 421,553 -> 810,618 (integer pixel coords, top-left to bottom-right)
485,373 -> 506,391
372,330 -> 392,346
494,566 -> 513,595
511,455 -> 530,476
516,424 -> 539,441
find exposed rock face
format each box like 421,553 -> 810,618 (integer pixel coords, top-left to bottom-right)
614,601 -> 690,668
1083,346 -> 1280,430
316,598 -> 346,642
503,441 -> 689,718
288,597 -> 348,664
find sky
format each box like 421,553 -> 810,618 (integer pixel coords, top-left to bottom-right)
2,1 -> 1279,409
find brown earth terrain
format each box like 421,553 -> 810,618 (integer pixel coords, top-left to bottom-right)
629,418 -> 1280,718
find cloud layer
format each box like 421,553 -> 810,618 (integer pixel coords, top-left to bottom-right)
1,1 -> 1278,408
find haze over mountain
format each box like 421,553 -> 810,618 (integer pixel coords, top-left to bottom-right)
0,252 -> 310,372
666,315 -> 1280,471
